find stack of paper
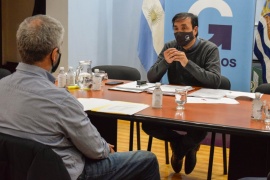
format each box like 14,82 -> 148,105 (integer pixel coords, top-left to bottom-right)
225,91 -> 257,99
187,97 -> 239,104
77,98 -> 149,115
146,84 -> 193,95
109,81 -> 155,93
188,88 -> 229,99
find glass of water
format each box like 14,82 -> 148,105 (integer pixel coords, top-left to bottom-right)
175,88 -> 187,110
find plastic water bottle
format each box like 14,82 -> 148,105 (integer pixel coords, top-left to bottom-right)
152,82 -> 163,108
92,69 -> 102,90
262,100 -> 268,120
66,66 -> 75,86
58,67 -> 66,88
251,92 -> 263,120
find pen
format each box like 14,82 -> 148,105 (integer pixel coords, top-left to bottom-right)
136,83 -> 148,88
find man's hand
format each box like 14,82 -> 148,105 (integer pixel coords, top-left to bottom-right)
108,143 -> 115,153
164,48 -> 188,67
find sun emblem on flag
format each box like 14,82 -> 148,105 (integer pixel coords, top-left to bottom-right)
262,0 -> 270,40
262,0 -> 270,17
147,5 -> 163,26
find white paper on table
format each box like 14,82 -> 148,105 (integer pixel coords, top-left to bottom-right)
188,88 -> 229,99
225,91 -> 257,99
109,81 -> 155,93
92,101 -> 149,115
77,98 -> 149,115
187,97 -> 239,104
78,98 -> 111,111
146,84 -> 193,95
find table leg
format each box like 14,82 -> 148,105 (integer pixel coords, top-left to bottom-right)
88,114 -> 118,152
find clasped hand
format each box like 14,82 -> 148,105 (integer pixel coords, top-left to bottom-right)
164,48 -> 188,67
108,143 -> 115,153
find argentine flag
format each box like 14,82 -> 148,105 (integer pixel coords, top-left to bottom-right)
137,0 -> 165,72
254,15 -> 270,83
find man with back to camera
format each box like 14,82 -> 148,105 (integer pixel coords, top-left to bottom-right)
0,15 -> 160,180
142,12 -> 221,174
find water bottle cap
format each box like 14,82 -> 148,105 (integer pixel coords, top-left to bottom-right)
94,69 -> 99,73
155,82 -> 161,87
255,92 -> 261,98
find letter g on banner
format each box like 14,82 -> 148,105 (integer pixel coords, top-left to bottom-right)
189,0 -> 232,17
189,0 -> 233,50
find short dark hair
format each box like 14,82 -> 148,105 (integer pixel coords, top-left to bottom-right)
172,13 -> 199,36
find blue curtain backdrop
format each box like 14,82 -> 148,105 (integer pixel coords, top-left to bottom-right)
68,0 -> 147,80
67,0 -> 261,91
165,0 -> 256,92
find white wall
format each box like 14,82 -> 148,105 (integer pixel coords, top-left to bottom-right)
46,0 -> 69,75
46,0 -> 147,80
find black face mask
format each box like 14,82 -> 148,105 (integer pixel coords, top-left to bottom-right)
174,31 -> 194,47
51,50 -> 61,73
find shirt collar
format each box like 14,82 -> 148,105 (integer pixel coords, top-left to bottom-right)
16,62 -> 56,83
189,37 -> 200,51
178,38 -> 200,52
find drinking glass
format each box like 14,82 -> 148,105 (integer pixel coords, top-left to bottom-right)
175,110 -> 185,119
175,88 -> 187,110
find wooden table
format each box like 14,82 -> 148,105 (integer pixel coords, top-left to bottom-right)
69,81 -> 270,179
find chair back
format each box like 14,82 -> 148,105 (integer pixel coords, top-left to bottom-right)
218,76 -> 231,90
92,65 -> 141,81
255,83 -> 270,94
0,68 -> 11,79
0,133 -> 71,180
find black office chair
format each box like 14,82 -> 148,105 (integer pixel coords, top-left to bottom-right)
92,65 -> 141,81
0,68 -> 11,79
0,132 -> 71,180
92,65 -> 141,151
238,177 -> 269,180
207,75 -> 231,180
255,83 -> 270,94
238,171 -> 270,180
